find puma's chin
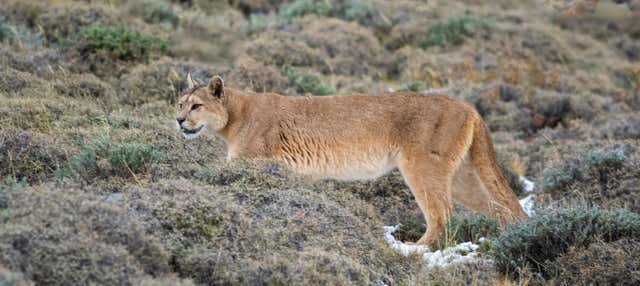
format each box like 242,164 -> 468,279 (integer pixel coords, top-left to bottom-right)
182,125 -> 205,140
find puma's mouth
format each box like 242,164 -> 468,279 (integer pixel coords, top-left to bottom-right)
182,125 -> 203,135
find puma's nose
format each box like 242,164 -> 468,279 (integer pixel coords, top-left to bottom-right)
176,117 -> 185,125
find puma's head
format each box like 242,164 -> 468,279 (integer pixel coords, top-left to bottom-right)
175,74 -> 229,140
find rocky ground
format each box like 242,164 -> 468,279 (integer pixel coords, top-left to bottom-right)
0,0 -> 639,285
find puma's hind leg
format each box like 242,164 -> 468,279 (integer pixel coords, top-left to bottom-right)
397,154 -> 455,246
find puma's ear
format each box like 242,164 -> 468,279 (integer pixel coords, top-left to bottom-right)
186,73 -> 197,89
208,75 -> 224,97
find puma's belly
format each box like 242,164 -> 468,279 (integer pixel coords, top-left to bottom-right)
283,147 -> 399,181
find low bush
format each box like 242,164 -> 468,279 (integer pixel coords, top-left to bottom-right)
0,187 -> 171,286
129,176 -> 411,285
491,207 -> 640,278
243,30 -> 325,69
297,17 -> 383,77
108,143 -> 163,175
278,0 -> 333,22
226,58 -> 290,94
0,129 -> 68,183
278,0 -> 391,32
68,137 -> 163,179
286,68 -> 335,95
539,145 -> 639,211
36,4 -> 117,45
53,73 -> 114,98
444,213 -> 500,244
0,17 -> 42,48
398,81 -> 428,92
130,0 -> 179,29
420,15 -> 492,48
592,113 -> 640,140
0,67 -> 46,94
76,24 -> 168,62
556,238 -> 640,285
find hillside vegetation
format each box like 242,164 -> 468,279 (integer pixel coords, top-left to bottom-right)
0,0 -> 639,285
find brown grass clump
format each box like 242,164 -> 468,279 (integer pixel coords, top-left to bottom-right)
0,129 -> 68,183
556,239 -> 640,285
0,187 -> 171,286
0,47 -> 71,80
128,160 -> 415,285
226,57 -> 291,94
537,142 -> 640,212
53,72 -> 115,98
121,59 -> 226,105
0,67 -> 47,95
243,30 -> 326,69
171,8 -> 245,63
297,16 -> 384,77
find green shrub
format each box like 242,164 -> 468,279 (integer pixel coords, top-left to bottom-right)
108,143 -> 162,175
540,167 -> 574,192
277,0 -> 389,32
0,17 -> 42,48
399,81 -> 429,92
587,147 -> 626,168
538,145 -> 640,212
445,213 -> 501,244
278,0 -> 333,22
420,15 -> 492,48
69,137 -> 162,179
142,0 -> 179,29
77,24 -> 168,62
286,68 -> 335,95
491,207 -> 640,279
68,137 -> 110,179
541,146 -> 626,192
556,239 -> 640,285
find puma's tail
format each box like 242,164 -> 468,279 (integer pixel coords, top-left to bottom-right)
469,117 -> 527,223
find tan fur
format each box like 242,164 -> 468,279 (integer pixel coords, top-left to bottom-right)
176,75 -> 527,246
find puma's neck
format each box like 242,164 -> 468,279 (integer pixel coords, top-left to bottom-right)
217,90 -> 278,155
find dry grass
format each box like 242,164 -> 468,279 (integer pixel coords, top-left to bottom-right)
0,0 -> 639,284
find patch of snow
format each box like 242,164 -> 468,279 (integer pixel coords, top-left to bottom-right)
422,241 -> 481,268
519,194 -> 535,217
519,176 -> 535,193
383,225 -> 429,255
383,225 -> 489,268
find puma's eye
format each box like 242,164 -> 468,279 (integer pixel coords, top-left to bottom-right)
178,103 -> 183,109
191,104 -> 202,111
